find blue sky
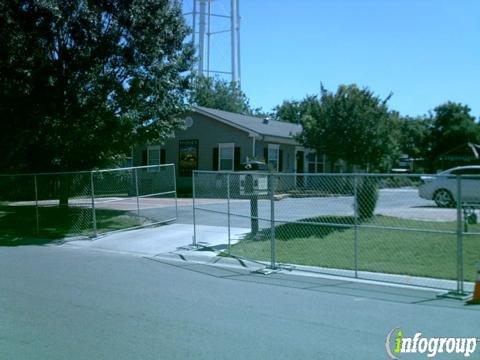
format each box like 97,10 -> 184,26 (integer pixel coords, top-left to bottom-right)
186,0 -> 479,118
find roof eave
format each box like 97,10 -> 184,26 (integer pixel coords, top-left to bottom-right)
192,106 -> 260,138
262,135 -> 300,146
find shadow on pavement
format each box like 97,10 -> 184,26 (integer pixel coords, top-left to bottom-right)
144,257 -> 479,311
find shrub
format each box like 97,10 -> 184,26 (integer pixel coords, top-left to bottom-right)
357,177 -> 379,220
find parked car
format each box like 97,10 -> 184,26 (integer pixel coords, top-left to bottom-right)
418,166 -> 480,207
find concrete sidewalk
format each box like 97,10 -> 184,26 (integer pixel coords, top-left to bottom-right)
63,222 -> 475,295
65,223 -> 249,257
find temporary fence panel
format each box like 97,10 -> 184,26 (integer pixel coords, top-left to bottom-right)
193,171 -> 480,293
0,164 -> 177,240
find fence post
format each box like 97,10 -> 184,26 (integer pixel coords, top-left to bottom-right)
173,164 -> 178,220
247,174 -> 259,236
34,174 -> 39,235
456,175 -> 464,295
227,172 -> 231,255
192,171 -> 197,246
134,168 -> 140,219
269,173 -> 276,269
353,175 -> 359,278
90,171 -> 97,237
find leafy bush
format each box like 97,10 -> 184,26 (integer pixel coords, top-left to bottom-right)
357,177 -> 379,220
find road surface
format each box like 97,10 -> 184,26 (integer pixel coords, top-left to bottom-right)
0,245 -> 478,360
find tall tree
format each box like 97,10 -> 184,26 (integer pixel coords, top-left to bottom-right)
425,101 -> 480,170
299,84 -> 398,172
395,114 -> 431,159
0,0 -> 193,173
272,95 -> 318,124
190,75 -> 261,115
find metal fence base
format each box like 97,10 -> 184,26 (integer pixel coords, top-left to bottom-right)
251,267 -> 281,275
436,291 -> 471,300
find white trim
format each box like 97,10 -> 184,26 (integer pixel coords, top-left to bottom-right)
218,143 -> 235,171
263,136 -> 299,146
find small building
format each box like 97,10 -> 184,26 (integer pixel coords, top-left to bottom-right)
132,106 -> 328,193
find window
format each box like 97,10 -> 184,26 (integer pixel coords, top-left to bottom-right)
146,146 -> 166,171
148,146 -> 160,166
307,152 -> 325,173
451,168 -> 480,175
219,143 -> 234,171
268,144 -> 280,171
213,146 -> 241,171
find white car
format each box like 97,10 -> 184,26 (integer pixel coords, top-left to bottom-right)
418,166 -> 480,207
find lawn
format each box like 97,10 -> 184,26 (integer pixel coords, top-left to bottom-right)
230,215 -> 480,282
0,204 -> 140,246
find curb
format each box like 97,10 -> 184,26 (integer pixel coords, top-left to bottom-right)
147,250 -> 453,295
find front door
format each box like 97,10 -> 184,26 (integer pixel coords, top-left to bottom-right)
296,151 -> 304,187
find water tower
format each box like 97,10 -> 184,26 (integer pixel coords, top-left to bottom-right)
184,0 -> 241,86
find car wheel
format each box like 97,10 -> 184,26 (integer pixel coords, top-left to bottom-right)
433,189 -> 454,208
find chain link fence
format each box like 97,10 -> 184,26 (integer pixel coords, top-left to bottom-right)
193,171 -> 480,294
0,164 -> 177,241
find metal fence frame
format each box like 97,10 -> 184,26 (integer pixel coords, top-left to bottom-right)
193,170 -> 479,296
0,164 -> 178,238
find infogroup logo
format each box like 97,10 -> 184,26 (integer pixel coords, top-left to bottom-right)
385,328 -> 479,359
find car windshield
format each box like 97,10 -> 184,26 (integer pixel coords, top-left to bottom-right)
448,168 -> 480,175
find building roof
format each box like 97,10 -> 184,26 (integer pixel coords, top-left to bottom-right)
193,106 -> 302,140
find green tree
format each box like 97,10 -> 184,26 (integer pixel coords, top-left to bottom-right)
190,75 -> 261,115
425,102 -> 480,170
299,84 -> 399,172
396,116 -> 430,159
0,0 -> 193,173
272,95 -> 318,124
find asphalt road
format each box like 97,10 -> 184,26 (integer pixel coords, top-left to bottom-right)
143,188 -> 458,228
1,245 -> 478,360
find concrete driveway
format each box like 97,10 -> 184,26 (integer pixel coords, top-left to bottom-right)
67,223 -> 249,257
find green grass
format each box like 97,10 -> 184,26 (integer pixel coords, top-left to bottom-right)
0,204 -> 140,246
231,215 -> 480,282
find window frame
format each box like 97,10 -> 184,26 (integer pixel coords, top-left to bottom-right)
268,144 -> 280,172
147,145 -> 161,172
218,143 -> 235,171
307,152 -> 326,173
